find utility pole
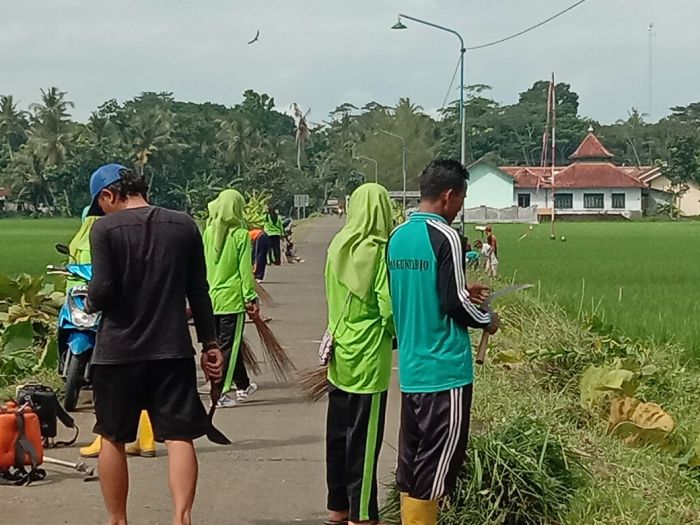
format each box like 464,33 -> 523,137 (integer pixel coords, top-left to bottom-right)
648,23 -> 654,121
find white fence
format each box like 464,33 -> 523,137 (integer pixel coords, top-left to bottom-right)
461,206 -> 538,224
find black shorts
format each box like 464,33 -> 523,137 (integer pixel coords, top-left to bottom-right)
93,358 -> 209,444
397,384 -> 473,501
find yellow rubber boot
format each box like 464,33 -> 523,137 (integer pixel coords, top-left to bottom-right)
401,495 -> 438,525
126,411 -> 156,457
79,435 -> 102,458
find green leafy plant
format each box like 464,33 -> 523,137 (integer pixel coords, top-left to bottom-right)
0,273 -> 63,387
244,189 -> 271,228
382,417 -> 587,525
0,272 -> 64,327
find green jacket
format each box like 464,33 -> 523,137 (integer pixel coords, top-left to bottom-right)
325,254 -> 394,394
204,227 -> 257,314
388,212 -> 491,393
264,213 -> 284,237
323,183 -> 396,394
67,216 -> 98,290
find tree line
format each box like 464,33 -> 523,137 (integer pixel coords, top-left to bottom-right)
1,81 -> 699,217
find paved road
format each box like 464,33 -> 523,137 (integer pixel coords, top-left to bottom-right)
3,217 -> 401,525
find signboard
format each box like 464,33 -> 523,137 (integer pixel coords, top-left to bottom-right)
294,194 -> 310,219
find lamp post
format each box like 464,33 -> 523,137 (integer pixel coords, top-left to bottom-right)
354,155 -> 378,183
392,14 -> 467,229
377,129 -> 407,209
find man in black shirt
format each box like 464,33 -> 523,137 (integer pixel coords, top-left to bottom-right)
87,164 -> 223,525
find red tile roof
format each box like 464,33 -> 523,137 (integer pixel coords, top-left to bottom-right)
504,131 -> 650,189
507,164 -> 645,189
569,132 -> 614,160
553,162 -> 644,188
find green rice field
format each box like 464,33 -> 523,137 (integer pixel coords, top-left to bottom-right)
2,218 -> 699,357
0,218 -> 80,276
472,220 -> 700,356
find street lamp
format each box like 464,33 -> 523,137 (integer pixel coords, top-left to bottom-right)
377,129 -> 407,209
354,155 -> 378,183
392,14 -> 467,228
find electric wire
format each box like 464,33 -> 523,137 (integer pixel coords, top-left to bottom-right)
466,0 -> 588,51
440,53 -> 462,112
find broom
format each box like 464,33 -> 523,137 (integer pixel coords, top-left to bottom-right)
240,337 -> 262,376
297,365 -> 328,403
255,281 -> 276,307
251,314 -> 296,382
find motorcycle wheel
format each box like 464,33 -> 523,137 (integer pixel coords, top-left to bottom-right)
64,353 -> 88,412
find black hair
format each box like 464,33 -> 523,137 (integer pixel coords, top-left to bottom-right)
419,160 -> 469,200
105,168 -> 149,200
268,204 -> 278,223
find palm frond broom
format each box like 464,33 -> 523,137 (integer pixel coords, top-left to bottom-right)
298,365 -> 328,403
240,337 -> 262,376
255,281 -> 276,307
251,315 -> 296,382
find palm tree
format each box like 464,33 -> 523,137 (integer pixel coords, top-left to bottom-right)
615,108 -> 648,167
216,116 -> 253,177
394,97 -> 423,116
292,103 -> 311,170
0,95 -> 28,160
9,146 -> 55,212
128,107 -> 173,174
28,87 -> 75,166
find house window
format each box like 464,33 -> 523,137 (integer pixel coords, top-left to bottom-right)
611,193 -> 626,209
554,193 -> 573,209
517,193 -> 531,208
584,193 -> 604,209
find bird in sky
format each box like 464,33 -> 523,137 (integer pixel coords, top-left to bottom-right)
248,30 -> 260,45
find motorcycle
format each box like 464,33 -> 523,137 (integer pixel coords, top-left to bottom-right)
47,244 -> 100,412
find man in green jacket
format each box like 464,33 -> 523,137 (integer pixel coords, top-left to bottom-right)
388,160 -> 498,525
204,189 -> 259,408
264,204 -> 284,266
324,183 -> 395,525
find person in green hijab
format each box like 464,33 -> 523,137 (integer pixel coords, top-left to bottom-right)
324,183 -> 395,525
203,189 -> 259,408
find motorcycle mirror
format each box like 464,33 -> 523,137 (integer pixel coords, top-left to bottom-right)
55,243 -> 71,255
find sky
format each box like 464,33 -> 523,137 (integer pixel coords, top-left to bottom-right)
1,0 -> 697,124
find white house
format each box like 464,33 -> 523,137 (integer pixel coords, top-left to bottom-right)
463,159 -> 515,209
384,130 -> 699,219
637,167 -> 700,217
502,130 -> 645,218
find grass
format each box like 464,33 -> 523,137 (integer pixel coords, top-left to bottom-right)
469,221 -> 700,357
382,278 -> 700,524
0,218 -> 80,276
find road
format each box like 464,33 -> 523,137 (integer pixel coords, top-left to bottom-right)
2,216 -> 401,525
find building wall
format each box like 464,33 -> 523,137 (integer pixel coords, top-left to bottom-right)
464,163 -> 514,209
649,175 -> 700,216
514,188 -> 642,213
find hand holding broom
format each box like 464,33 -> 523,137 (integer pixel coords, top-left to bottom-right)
200,344 -> 232,445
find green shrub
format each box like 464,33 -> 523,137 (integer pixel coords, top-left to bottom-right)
382,417 -> 587,525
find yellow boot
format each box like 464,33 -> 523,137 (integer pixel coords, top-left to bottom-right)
125,411 -> 156,458
79,435 -> 102,458
401,495 -> 438,525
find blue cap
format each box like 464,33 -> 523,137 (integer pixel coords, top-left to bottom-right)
87,163 -> 127,216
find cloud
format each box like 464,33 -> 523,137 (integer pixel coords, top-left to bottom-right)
1,0 -> 697,122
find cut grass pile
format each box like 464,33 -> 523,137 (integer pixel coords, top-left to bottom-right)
468,221 -> 700,357
0,218 -> 79,276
